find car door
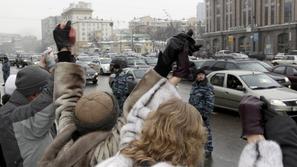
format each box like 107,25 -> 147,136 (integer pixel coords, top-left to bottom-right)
286,66 -> 297,90
272,66 -> 286,75
224,74 -> 247,111
209,73 -> 228,108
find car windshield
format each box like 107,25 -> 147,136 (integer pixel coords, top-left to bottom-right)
145,58 -> 157,64
237,62 -> 268,72
224,50 -> 232,54
134,69 -> 146,79
240,74 -> 281,90
100,59 -> 111,64
193,61 -> 206,69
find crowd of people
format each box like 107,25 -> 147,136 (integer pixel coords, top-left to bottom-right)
0,20 -> 296,167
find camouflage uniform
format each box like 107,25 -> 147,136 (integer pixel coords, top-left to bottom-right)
189,79 -> 215,153
110,71 -> 129,113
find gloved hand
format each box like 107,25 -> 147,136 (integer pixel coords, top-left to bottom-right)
154,29 -> 201,78
239,96 -> 264,137
53,21 -> 76,62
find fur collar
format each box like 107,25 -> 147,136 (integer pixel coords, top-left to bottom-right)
238,140 -> 283,167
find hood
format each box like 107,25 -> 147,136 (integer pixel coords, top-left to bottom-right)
265,72 -> 286,80
252,87 -> 297,101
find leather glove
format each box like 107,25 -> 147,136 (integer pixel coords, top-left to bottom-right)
239,96 -> 264,137
154,30 -> 198,78
53,21 -> 76,62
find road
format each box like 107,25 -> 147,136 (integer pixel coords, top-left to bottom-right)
4,66 -> 245,167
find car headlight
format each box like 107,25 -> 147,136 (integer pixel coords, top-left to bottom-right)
270,100 -> 287,107
95,73 -> 98,76
284,77 -> 289,82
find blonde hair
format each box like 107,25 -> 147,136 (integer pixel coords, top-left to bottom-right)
121,98 -> 207,167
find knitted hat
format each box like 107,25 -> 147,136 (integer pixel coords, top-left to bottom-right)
4,74 -> 16,95
15,66 -> 50,97
74,91 -> 118,132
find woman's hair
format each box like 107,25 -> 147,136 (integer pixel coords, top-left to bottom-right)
121,98 -> 207,167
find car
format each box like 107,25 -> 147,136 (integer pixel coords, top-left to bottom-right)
15,54 -> 34,68
271,65 -> 297,90
98,58 -> 112,74
143,57 -> 157,67
127,58 -> 149,68
207,70 -> 297,117
273,53 -> 285,60
77,62 -> 99,85
76,56 -> 100,72
123,68 -> 149,82
200,59 -> 291,87
272,55 -> 297,66
7,54 -> 17,66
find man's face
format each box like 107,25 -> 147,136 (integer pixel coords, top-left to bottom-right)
196,73 -> 205,81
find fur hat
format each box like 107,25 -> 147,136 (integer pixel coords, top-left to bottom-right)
74,91 -> 118,132
195,68 -> 206,76
15,66 -> 50,97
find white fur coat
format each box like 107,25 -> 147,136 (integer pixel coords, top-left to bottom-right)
238,140 -> 283,167
120,77 -> 181,148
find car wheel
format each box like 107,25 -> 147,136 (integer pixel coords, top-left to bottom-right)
92,79 -> 98,85
100,68 -> 104,75
272,62 -> 278,66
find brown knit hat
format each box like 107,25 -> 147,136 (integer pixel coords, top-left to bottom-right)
74,91 -> 118,132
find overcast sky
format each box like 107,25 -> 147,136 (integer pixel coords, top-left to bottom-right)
0,0 -> 203,39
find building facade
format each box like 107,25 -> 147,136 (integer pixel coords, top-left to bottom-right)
41,16 -> 62,50
204,0 -> 297,56
62,2 -> 113,52
129,16 -> 198,41
197,2 -> 206,22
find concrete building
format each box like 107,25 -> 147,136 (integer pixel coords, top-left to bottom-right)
61,1 -> 113,52
197,2 -> 206,22
204,0 -> 297,56
41,16 -> 62,50
129,16 -> 198,40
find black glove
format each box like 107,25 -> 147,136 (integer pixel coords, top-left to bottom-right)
53,21 -> 72,51
57,51 -> 76,63
154,30 -> 196,78
239,96 -> 264,137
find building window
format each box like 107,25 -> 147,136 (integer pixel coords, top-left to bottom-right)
284,0 -> 292,23
271,4 -> 275,24
265,6 -> 269,25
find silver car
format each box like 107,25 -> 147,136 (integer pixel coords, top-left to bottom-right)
207,70 -> 297,116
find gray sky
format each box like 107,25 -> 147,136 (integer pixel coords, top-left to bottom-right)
0,0 -> 203,39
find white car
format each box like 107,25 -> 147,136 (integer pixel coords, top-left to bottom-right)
274,53 -> 285,60
272,55 -> 297,66
98,58 -> 112,74
207,70 -> 297,116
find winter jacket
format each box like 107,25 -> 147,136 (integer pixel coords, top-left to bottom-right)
96,69 -> 182,166
96,153 -> 183,167
239,140 -> 283,167
120,69 -> 181,148
52,63 -> 126,165
0,89 -> 53,167
189,79 -> 214,118
2,60 -> 10,73
39,124 -> 111,167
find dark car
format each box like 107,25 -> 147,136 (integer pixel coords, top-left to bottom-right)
271,65 -> 297,90
15,54 -> 34,68
77,62 -> 99,85
201,59 -> 291,87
